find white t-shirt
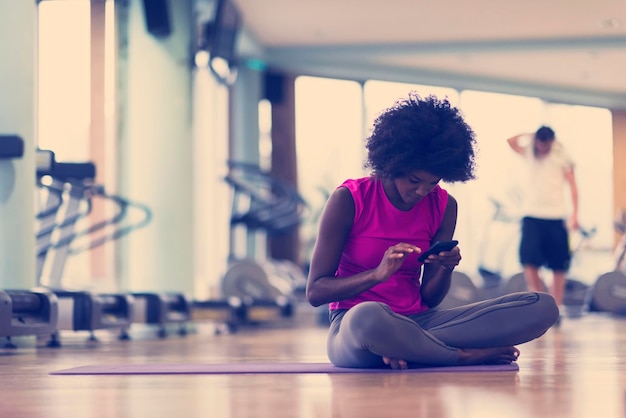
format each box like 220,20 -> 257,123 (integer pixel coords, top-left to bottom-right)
520,141 -> 574,220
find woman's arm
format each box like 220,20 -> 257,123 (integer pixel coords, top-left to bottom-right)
305,187 -> 419,307
420,195 -> 461,308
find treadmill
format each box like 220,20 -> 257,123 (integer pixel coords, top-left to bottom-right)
0,136 -> 58,348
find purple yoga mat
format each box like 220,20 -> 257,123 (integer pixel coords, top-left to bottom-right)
50,362 -> 519,375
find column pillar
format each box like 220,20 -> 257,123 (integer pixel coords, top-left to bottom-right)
612,109 -> 626,246
0,1 -> 36,288
267,71 -> 300,264
117,0 -> 194,293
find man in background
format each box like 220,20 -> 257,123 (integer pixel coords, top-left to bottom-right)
507,126 -> 579,322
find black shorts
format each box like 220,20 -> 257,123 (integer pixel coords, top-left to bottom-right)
519,217 -> 571,272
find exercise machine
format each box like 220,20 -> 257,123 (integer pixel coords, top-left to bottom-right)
0,136 -> 59,347
38,150 -> 194,341
191,297 -> 248,334
132,292 -> 191,338
437,271 -> 481,309
476,196 -> 522,290
220,161 -> 309,324
588,211 -> 626,315
36,154 -> 135,345
0,289 -> 58,348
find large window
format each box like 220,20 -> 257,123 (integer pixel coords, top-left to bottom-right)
295,77 -> 615,284
38,0 -> 92,161
192,66 -> 230,298
364,80 -> 459,127
458,90 -> 614,281
37,0 -> 117,289
295,76 -> 365,266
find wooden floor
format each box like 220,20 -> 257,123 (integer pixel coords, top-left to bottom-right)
1,307 -> 626,418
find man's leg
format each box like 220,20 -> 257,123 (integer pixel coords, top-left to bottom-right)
551,270 -> 566,306
546,219 -> 571,316
524,265 -> 544,292
519,218 -> 546,292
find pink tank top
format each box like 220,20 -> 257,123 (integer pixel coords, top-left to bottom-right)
329,177 -> 448,315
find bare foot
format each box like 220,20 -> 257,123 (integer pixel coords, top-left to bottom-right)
382,357 -> 408,370
456,346 -> 520,365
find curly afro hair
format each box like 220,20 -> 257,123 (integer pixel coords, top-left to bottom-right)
365,92 -> 477,183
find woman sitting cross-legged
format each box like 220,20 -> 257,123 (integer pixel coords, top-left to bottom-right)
306,93 -> 559,369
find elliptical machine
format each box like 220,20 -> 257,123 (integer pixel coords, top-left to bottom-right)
220,161 -> 309,324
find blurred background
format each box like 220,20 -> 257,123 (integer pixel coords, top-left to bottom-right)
3,0 -> 626,302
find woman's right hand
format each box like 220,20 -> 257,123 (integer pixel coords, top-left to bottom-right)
375,243 -> 421,282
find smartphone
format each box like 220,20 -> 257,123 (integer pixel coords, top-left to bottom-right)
417,240 -> 459,262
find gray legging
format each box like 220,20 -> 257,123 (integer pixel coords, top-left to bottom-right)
327,291 -> 559,368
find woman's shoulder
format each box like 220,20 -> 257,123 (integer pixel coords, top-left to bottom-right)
334,177 -> 375,219
324,184 -> 356,226
430,184 -> 449,203
338,176 -> 374,190
337,177 -> 377,200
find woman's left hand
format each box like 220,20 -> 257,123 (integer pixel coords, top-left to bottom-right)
422,245 -> 461,270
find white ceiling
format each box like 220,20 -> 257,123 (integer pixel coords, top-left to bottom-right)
231,0 -> 626,108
